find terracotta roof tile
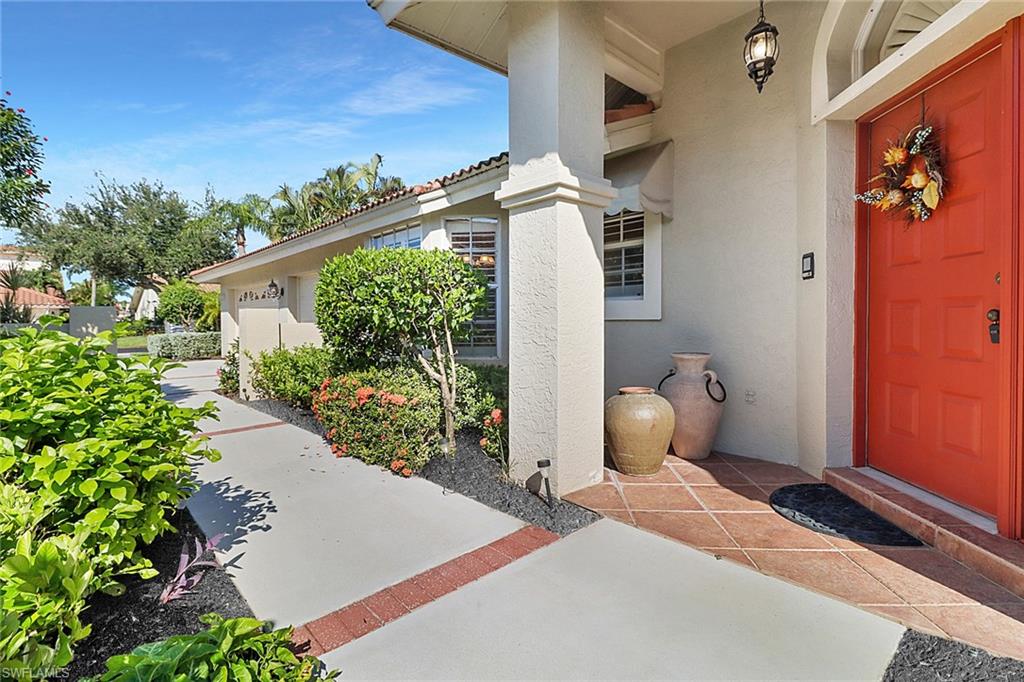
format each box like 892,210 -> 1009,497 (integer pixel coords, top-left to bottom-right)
192,152 -> 509,277
0,287 -> 69,308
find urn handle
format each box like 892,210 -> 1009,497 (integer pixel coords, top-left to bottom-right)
657,369 -> 675,391
703,370 -> 728,403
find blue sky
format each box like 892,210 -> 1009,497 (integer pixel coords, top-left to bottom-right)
1,0 -> 508,251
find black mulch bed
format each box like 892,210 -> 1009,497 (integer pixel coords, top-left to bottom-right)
419,440 -> 601,536
884,630 -> 1024,681
240,395 -> 600,536
64,508 -> 254,681
769,483 -> 923,547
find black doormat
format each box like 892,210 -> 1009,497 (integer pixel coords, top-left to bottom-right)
769,483 -> 923,547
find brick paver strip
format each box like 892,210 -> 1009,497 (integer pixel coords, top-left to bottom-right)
198,420 -> 286,438
292,525 -> 559,657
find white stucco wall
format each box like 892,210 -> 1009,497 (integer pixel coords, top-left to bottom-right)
605,2 -> 847,472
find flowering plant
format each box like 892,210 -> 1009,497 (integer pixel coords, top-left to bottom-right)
312,368 -> 440,473
855,123 -> 944,222
480,407 -> 508,473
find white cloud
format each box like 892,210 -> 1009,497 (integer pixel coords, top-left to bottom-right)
344,66 -> 479,116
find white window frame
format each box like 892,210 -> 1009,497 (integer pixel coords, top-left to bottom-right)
444,215 -> 503,361
605,209 -> 662,321
366,223 -> 422,250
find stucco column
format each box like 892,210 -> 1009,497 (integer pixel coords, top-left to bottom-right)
220,288 -> 238,357
495,1 -> 615,496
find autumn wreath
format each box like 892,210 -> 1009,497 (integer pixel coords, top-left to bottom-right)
855,123 -> 944,223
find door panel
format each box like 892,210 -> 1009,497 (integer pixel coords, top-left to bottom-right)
866,48 -> 1002,515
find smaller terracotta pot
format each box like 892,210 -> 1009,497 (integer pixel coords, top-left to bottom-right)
604,386 -> 675,476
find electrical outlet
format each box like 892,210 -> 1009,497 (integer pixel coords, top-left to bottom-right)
744,390 -> 757,405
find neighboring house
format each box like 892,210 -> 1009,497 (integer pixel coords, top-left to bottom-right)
194,1 -> 1024,542
0,245 -> 48,273
0,286 -> 69,321
129,277 -> 220,321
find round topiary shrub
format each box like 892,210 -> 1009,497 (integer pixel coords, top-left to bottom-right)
155,280 -> 205,328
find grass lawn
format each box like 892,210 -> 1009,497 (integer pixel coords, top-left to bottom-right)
117,334 -> 149,351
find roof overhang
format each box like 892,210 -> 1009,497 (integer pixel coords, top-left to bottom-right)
193,161 -> 508,283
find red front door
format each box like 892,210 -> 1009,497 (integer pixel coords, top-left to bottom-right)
865,47 -> 1003,516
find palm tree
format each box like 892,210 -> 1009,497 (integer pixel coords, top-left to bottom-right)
358,154 -> 405,201
226,194 -> 274,255
312,164 -> 363,217
272,183 -> 320,235
0,263 -> 33,323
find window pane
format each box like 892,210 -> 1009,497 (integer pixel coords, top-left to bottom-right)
603,210 -> 645,299
447,217 -> 499,355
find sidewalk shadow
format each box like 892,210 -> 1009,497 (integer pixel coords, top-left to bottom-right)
187,476 -> 277,553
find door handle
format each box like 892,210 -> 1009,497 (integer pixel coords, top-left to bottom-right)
988,308 -> 1000,344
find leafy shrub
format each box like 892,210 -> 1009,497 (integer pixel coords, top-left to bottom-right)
88,613 -> 338,681
251,345 -> 336,409
155,280 -> 204,328
218,338 -> 240,395
196,290 -> 220,332
313,367 -> 440,472
314,248 -> 486,449
147,331 -> 221,359
0,323 -> 219,673
454,363 -> 508,429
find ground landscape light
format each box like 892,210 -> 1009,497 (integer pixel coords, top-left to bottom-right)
743,0 -> 780,93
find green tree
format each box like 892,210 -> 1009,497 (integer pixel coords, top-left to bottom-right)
223,193 -> 274,255
155,279 -> 205,328
0,263 -> 33,322
66,278 -> 120,306
315,247 -> 486,449
19,178 -> 234,303
0,92 -> 50,230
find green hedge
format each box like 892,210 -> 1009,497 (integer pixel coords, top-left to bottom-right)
147,331 -> 221,359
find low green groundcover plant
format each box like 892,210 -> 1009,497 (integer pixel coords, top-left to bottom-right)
88,613 -> 338,681
251,345 -> 336,408
147,331 -> 222,359
313,367 -> 440,473
0,322 -> 219,673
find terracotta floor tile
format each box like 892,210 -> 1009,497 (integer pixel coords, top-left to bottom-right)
712,452 -> 764,464
412,568 -> 459,599
564,483 -> 626,511
600,509 -> 635,525
881,492 -> 977,528
665,453 -> 719,465
621,484 -> 702,511
730,462 -> 819,485
746,550 -> 904,605
915,604 -> 1024,660
631,511 -> 738,548
613,465 -> 680,484
846,548 -> 1024,606
473,544 -> 514,570
862,605 -> 946,637
671,463 -> 751,486
691,484 -> 772,512
704,548 -> 757,569
714,512 -> 834,550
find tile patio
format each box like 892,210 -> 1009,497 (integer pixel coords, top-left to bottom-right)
565,452 -> 1024,660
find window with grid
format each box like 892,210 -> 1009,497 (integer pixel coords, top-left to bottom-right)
368,224 -> 422,250
446,217 -> 498,357
604,209 -> 645,298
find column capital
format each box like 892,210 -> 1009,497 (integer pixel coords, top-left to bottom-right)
495,156 -> 617,212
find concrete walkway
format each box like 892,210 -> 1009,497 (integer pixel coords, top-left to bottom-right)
166,361 -> 907,680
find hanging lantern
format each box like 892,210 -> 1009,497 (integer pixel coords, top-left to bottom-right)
743,0 -> 779,93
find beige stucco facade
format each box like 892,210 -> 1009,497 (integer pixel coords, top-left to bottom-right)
197,0 -> 1020,496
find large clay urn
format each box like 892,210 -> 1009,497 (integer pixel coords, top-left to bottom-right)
659,353 -> 726,460
604,387 -> 675,476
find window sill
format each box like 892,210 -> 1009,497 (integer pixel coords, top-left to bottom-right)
606,298 -> 661,321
